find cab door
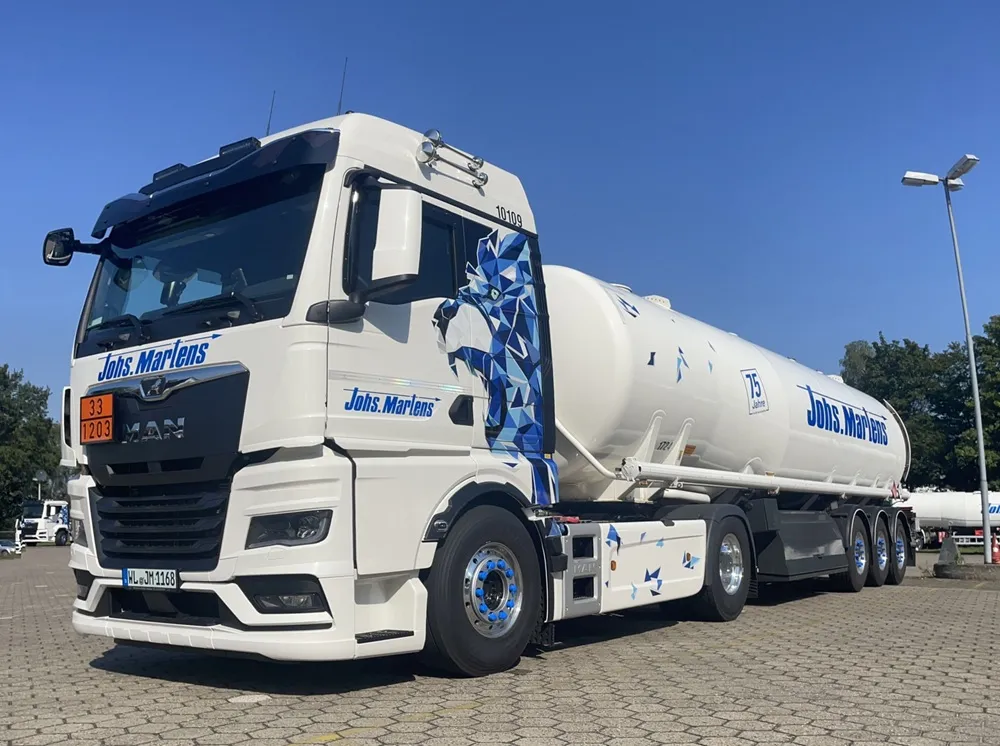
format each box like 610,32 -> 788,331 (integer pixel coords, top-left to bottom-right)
327,176 -> 478,575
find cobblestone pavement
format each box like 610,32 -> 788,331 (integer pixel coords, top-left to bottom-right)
4,549 -> 1000,746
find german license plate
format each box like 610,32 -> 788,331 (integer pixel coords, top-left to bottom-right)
121,568 -> 178,590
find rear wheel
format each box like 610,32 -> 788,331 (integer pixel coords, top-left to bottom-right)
687,515 -> 751,622
421,504 -> 541,677
865,518 -> 890,587
886,515 -> 908,586
831,516 -> 869,592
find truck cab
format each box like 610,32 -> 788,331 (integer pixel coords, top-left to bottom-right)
16,499 -> 70,547
49,113 -> 570,674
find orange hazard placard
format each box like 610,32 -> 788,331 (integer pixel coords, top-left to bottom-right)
80,393 -> 114,444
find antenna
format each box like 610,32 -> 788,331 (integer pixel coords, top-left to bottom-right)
265,90 -> 276,136
336,57 -> 348,115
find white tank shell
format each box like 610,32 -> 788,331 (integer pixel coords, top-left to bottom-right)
543,265 -> 911,501
898,491 -> 1000,529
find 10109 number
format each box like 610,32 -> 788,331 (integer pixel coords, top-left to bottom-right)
496,205 -> 523,228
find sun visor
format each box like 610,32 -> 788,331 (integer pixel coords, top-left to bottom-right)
90,129 -> 340,239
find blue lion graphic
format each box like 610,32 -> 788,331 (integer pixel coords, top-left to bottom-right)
432,229 -> 558,506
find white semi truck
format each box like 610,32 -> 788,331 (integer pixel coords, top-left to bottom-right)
14,499 -> 70,547
45,113 -> 915,677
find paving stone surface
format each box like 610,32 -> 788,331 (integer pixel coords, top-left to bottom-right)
3,549 -> 1000,745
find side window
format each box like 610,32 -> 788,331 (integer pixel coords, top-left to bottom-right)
346,186 -> 459,305
461,219 -> 495,287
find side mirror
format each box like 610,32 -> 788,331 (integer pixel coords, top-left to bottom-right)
366,188 -> 422,300
42,228 -> 77,267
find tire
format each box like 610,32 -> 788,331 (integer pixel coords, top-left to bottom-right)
55,531 -> 68,547
687,515 -> 751,622
886,515 -> 908,586
830,515 -> 869,592
865,517 -> 890,588
421,504 -> 541,677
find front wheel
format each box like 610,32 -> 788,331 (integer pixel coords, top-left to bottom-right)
687,515 -> 751,622
421,504 -> 541,677
55,531 -> 68,547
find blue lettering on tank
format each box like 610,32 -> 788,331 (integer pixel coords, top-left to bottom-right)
801,385 -> 889,446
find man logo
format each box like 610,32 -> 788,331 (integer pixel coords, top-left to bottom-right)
123,418 -> 185,443
140,376 -> 167,399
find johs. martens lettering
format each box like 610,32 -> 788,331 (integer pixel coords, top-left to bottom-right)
344,387 -> 435,418
97,341 -> 211,383
804,385 -> 888,446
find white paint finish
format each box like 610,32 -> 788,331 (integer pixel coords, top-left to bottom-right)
544,265 -> 910,501
352,453 -> 477,576
259,113 -> 537,237
599,520 -> 706,613
898,490 -> 1000,529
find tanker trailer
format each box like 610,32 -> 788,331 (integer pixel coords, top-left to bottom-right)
542,265 -> 915,599
897,489 -> 1000,548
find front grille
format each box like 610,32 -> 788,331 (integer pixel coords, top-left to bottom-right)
90,483 -> 230,571
20,523 -> 37,538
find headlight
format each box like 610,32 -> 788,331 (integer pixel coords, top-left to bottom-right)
70,518 -> 88,548
245,510 -> 332,550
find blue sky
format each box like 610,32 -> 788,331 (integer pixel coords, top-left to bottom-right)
2,2 -> 998,415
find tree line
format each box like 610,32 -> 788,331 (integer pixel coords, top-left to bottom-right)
840,314 -> 1000,491
0,365 -> 71,529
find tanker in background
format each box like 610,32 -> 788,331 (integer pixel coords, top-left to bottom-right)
46,112 -> 916,678
898,489 -> 1000,549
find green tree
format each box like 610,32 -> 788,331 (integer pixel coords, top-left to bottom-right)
839,333 -> 948,487
934,317 -> 1000,490
841,315 -> 1000,492
0,365 -> 63,527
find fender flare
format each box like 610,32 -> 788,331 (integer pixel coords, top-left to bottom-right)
422,480 -> 533,542
420,479 -> 561,632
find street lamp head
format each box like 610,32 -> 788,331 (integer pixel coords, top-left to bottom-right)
946,177 -> 965,192
946,154 -> 979,181
901,170 -> 940,187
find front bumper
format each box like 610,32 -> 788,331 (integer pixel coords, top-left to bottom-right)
68,447 -> 427,662
72,574 -> 357,662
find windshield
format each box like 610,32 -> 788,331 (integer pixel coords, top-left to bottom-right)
76,164 -> 325,358
21,503 -> 43,519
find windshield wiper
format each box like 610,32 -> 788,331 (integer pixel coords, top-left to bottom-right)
159,292 -> 262,323
89,313 -> 152,350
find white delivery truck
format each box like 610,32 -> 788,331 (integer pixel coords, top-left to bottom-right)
44,113 -> 914,677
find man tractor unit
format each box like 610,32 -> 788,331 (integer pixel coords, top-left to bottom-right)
44,113 -> 914,677
14,499 -> 70,547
